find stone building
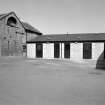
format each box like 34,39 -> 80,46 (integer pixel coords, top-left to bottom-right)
22,22 -> 42,41
0,12 -> 42,56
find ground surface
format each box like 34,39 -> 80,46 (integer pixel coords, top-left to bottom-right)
0,57 -> 105,105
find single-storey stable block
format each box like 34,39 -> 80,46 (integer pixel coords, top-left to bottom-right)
27,33 -> 105,65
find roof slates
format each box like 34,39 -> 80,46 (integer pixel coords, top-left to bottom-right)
27,33 -> 105,43
22,22 -> 42,35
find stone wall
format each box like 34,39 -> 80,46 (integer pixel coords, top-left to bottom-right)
26,31 -> 38,41
0,13 -> 26,56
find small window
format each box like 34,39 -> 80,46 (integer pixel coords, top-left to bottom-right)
3,37 -> 6,39
22,45 -> 26,52
36,44 -> 42,50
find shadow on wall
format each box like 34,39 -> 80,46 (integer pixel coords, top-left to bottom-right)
96,50 -> 105,70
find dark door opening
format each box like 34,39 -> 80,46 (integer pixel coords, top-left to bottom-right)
54,43 -> 60,58
36,43 -> 43,58
64,43 -> 70,58
83,42 -> 92,59
104,43 -> 105,59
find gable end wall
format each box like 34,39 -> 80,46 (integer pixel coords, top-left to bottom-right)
0,13 -> 26,56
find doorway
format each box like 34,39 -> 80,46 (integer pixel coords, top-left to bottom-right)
54,43 -> 60,58
64,43 -> 70,58
83,42 -> 92,59
36,43 -> 43,58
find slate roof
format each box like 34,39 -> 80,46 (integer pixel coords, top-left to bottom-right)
0,12 -> 42,35
22,22 -> 42,35
27,33 -> 105,43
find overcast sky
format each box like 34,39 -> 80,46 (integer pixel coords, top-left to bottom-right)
0,0 -> 105,34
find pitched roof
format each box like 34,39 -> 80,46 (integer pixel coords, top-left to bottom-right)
0,12 -> 42,34
27,33 -> 105,43
22,22 -> 42,35
0,12 -> 11,20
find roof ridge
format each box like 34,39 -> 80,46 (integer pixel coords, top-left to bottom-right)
43,33 -> 105,36
22,22 -> 42,34
27,33 -> 105,43
0,11 -> 15,20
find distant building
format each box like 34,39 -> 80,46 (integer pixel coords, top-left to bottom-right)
0,12 -> 42,56
27,33 -> 105,67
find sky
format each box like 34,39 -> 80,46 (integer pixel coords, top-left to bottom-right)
0,0 -> 105,34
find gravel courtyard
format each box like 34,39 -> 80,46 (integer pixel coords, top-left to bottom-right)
0,57 -> 105,105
